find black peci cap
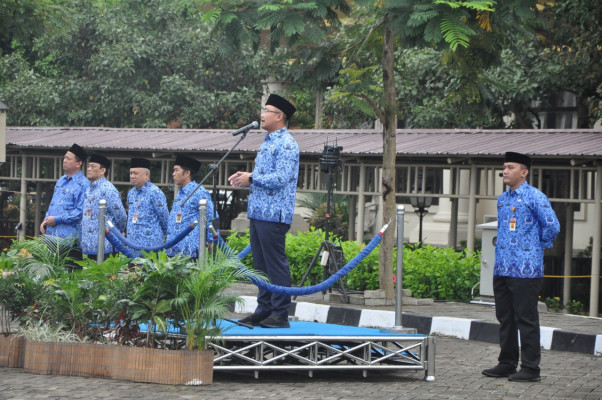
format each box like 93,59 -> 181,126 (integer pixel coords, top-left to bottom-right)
505,152 -> 532,169
265,94 -> 296,120
89,153 -> 111,170
174,154 -> 201,172
69,143 -> 88,162
130,157 -> 151,169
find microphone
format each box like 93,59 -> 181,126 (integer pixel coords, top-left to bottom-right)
232,121 -> 259,136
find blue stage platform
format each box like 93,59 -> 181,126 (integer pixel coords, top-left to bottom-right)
138,319 -> 435,380
211,320 -> 436,380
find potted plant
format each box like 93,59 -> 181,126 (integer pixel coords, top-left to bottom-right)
166,250 -> 265,385
16,318 -> 89,375
0,248 -> 42,368
4,234 -> 265,386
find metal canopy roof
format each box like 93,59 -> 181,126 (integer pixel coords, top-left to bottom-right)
5,127 -> 602,162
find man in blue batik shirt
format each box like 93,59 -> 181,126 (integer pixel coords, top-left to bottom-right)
81,153 -> 126,257
229,94 -> 299,329
126,157 -> 169,250
166,154 -> 216,258
483,152 -> 560,383
41,143 -> 89,241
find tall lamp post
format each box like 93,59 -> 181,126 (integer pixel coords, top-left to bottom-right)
410,195 -> 432,245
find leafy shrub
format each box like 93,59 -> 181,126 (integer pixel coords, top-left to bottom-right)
225,230 -> 252,269
544,296 -> 563,312
285,228 -> 325,285
403,245 -> 480,302
0,262 -> 41,333
341,241 -> 382,291
227,230 -> 481,301
566,299 -> 584,314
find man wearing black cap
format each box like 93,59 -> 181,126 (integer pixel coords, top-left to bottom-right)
482,152 -> 560,382
126,157 -> 169,249
41,143 -> 90,240
228,93 -> 299,328
166,154 -> 216,258
80,153 -> 126,257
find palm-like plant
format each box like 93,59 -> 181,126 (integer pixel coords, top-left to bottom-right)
127,251 -> 195,347
11,235 -> 73,281
171,250 -> 266,351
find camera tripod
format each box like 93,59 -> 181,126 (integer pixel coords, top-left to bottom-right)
295,150 -> 349,303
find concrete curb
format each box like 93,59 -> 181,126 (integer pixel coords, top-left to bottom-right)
236,296 -> 602,356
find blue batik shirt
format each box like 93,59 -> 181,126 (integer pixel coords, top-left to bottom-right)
247,127 -> 299,225
45,171 -> 89,239
494,181 -> 560,278
166,181 -> 217,258
126,181 -> 169,249
80,177 -> 126,255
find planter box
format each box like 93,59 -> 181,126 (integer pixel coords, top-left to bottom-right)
111,346 -> 213,385
53,342 -> 115,378
22,340 -> 213,385
0,334 -> 25,368
23,340 -> 55,375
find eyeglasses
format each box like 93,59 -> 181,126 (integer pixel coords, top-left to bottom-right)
262,107 -> 282,114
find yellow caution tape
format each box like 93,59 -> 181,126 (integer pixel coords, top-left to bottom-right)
0,235 -> 35,239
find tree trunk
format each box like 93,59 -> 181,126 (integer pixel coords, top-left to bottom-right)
378,20 -> 397,300
576,93 -> 592,128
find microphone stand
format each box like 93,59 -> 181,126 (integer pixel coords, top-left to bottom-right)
180,128 -> 252,208
211,163 -> 219,232
181,127 -> 255,329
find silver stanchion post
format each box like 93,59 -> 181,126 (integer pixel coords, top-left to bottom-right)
382,205 -> 416,334
97,199 -> 107,265
395,204 -> 405,327
198,199 -> 207,266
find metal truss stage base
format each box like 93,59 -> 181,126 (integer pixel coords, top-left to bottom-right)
210,320 -> 436,381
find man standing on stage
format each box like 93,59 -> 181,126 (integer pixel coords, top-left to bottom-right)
228,94 -> 299,328
482,152 -> 560,382
41,143 -> 89,240
166,154 -> 216,259
80,153 -> 126,258
126,157 -> 169,249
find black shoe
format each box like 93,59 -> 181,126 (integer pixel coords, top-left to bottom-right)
259,315 -> 290,328
238,313 -> 270,326
508,368 -> 541,382
482,364 -> 517,378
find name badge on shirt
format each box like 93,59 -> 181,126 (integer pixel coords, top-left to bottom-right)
132,213 -> 139,223
509,218 -> 516,231
86,209 -> 92,218
176,212 -> 182,223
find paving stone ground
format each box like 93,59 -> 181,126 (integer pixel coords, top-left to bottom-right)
1,337 -> 600,400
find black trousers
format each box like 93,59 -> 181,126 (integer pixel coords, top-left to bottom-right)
493,276 -> 542,371
249,219 -> 291,318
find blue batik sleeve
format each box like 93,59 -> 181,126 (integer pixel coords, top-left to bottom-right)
200,190 -> 216,243
155,189 -> 169,235
534,192 -> 560,248
254,137 -> 299,190
108,189 -> 127,233
55,183 -> 87,226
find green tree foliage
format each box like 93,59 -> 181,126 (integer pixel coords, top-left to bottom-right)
0,0 -> 71,58
329,1 -> 601,130
0,0 -> 267,128
541,0 -> 602,128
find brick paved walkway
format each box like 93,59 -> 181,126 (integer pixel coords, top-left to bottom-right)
1,337 -> 600,400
